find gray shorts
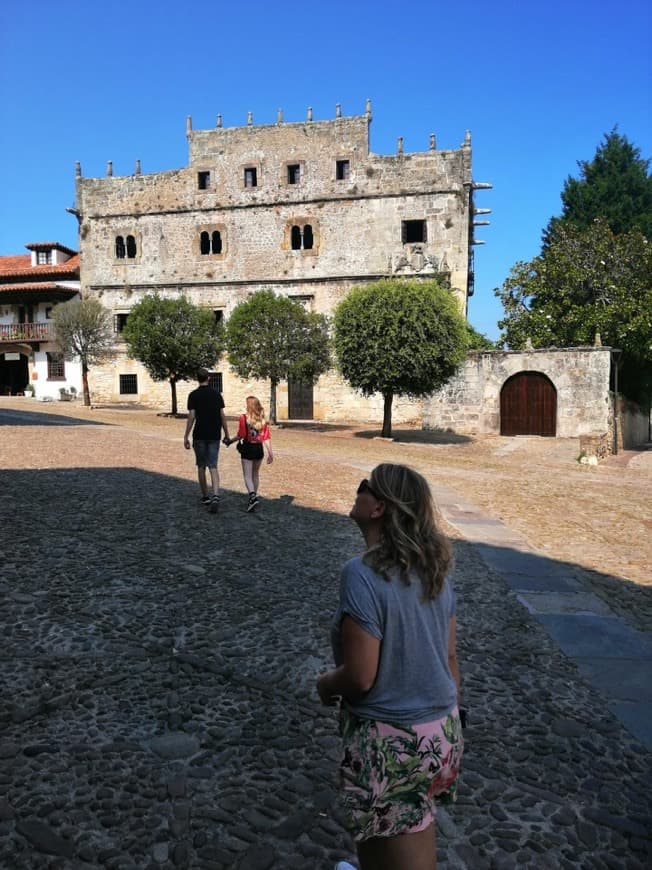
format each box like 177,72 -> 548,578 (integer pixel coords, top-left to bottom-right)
193,439 -> 219,468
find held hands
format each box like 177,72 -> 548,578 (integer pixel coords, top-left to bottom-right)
222,436 -> 232,447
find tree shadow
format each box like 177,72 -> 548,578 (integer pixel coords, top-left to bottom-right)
0,406 -> 110,427
354,427 -> 473,444
1,465 -> 651,867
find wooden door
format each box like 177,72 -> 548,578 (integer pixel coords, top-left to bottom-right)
500,372 -> 557,436
288,380 -> 313,419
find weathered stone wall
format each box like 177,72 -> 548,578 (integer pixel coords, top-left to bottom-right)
75,109 -> 478,420
422,348 -> 613,437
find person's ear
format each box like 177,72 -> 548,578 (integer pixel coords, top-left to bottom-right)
371,500 -> 385,519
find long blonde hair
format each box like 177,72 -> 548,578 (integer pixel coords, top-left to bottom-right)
363,463 -> 452,599
245,395 -> 266,431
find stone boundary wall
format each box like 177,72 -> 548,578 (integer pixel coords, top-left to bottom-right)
422,347 -> 613,438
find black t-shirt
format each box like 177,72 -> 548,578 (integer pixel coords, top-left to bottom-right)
187,385 -> 224,440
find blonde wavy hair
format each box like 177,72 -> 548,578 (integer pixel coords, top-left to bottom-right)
363,463 -> 452,599
245,395 -> 266,430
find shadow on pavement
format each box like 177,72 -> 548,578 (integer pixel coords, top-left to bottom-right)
0,406 -> 110,427
355,427 -> 473,444
2,465 -> 651,868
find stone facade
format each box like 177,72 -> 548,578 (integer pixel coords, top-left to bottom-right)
74,105 -> 487,420
422,347 -> 613,438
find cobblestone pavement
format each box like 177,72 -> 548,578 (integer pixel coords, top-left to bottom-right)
1,399 -> 651,869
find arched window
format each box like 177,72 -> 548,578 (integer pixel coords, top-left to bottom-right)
303,224 -> 314,250
211,231 -> 222,254
126,235 -> 137,258
291,225 -> 302,250
115,236 -> 125,259
200,231 -> 210,255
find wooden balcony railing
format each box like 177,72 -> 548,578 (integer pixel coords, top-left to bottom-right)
0,322 -> 53,342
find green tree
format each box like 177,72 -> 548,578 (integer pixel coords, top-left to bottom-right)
544,130 -> 652,246
496,219 -> 652,402
53,297 -> 114,407
225,289 -> 330,423
333,278 -> 468,437
122,294 -> 224,415
465,323 -> 496,350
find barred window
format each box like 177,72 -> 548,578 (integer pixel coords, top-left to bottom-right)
47,352 -> 65,380
208,372 -> 223,392
114,313 -> 129,333
119,374 -> 138,395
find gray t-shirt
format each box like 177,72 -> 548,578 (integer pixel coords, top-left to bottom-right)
331,555 -> 457,725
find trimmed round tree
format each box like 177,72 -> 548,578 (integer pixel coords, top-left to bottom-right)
333,278 -> 468,437
122,293 -> 224,415
225,289 -> 330,423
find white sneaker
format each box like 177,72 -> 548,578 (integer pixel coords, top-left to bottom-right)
335,862 -> 357,870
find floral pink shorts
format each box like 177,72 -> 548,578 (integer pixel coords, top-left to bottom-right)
339,707 -> 463,842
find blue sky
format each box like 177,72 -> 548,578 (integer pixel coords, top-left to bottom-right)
1,0 -> 650,339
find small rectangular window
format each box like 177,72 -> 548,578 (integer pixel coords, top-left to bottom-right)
402,220 -> 427,244
244,167 -> 258,188
336,160 -> 350,180
45,306 -> 53,319
287,164 -> 301,184
197,171 -> 211,190
114,313 -> 129,334
37,251 -> 52,265
208,372 -> 223,392
47,352 -> 65,380
119,374 -> 138,395
214,310 -> 224,324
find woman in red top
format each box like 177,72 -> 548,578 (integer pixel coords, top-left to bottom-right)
230,395 -> 273,511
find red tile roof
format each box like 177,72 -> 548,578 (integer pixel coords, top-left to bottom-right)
0,253 -> 80,281
25,242 -> 78,256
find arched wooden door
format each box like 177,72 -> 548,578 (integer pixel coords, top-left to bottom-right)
500,371 -> 557,436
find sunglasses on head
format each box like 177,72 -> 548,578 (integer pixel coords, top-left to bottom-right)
357,478 -> 381,499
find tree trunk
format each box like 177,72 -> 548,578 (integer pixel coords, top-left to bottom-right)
170,378 -> 178,416
381,391 -> 393,438
269,378 -> 278,424
82,362 -> 91,407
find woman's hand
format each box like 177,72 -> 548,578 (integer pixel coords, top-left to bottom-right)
266,451 -> 274,464
316,672 -> 340,706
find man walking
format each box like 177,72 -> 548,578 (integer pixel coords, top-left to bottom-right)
184,368 -> 231,513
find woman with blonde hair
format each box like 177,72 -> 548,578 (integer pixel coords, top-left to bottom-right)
318,463 -> 463,870
229,396 -> 273,511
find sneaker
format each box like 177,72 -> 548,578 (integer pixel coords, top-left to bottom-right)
335,862 -> 357,870
246,493 -> 258,512
209,495 -> 220,514
201,495 -> 211,505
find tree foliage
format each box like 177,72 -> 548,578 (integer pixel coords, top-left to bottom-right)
333,278 -> 468,437
225,289 -> 330,422
544,130 -> 652,246
496,219 -> 652,401
122,293 -> 224,415
53,297 -> 114,406
465,323 -> 496,350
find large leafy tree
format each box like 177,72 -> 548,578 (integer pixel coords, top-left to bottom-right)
544,130 -> 652,246
122,294 -> 224,415
496,219 -> 652,402
53,297 -> 114,407
333,278 -> 468,437
225,289 -> 330,423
